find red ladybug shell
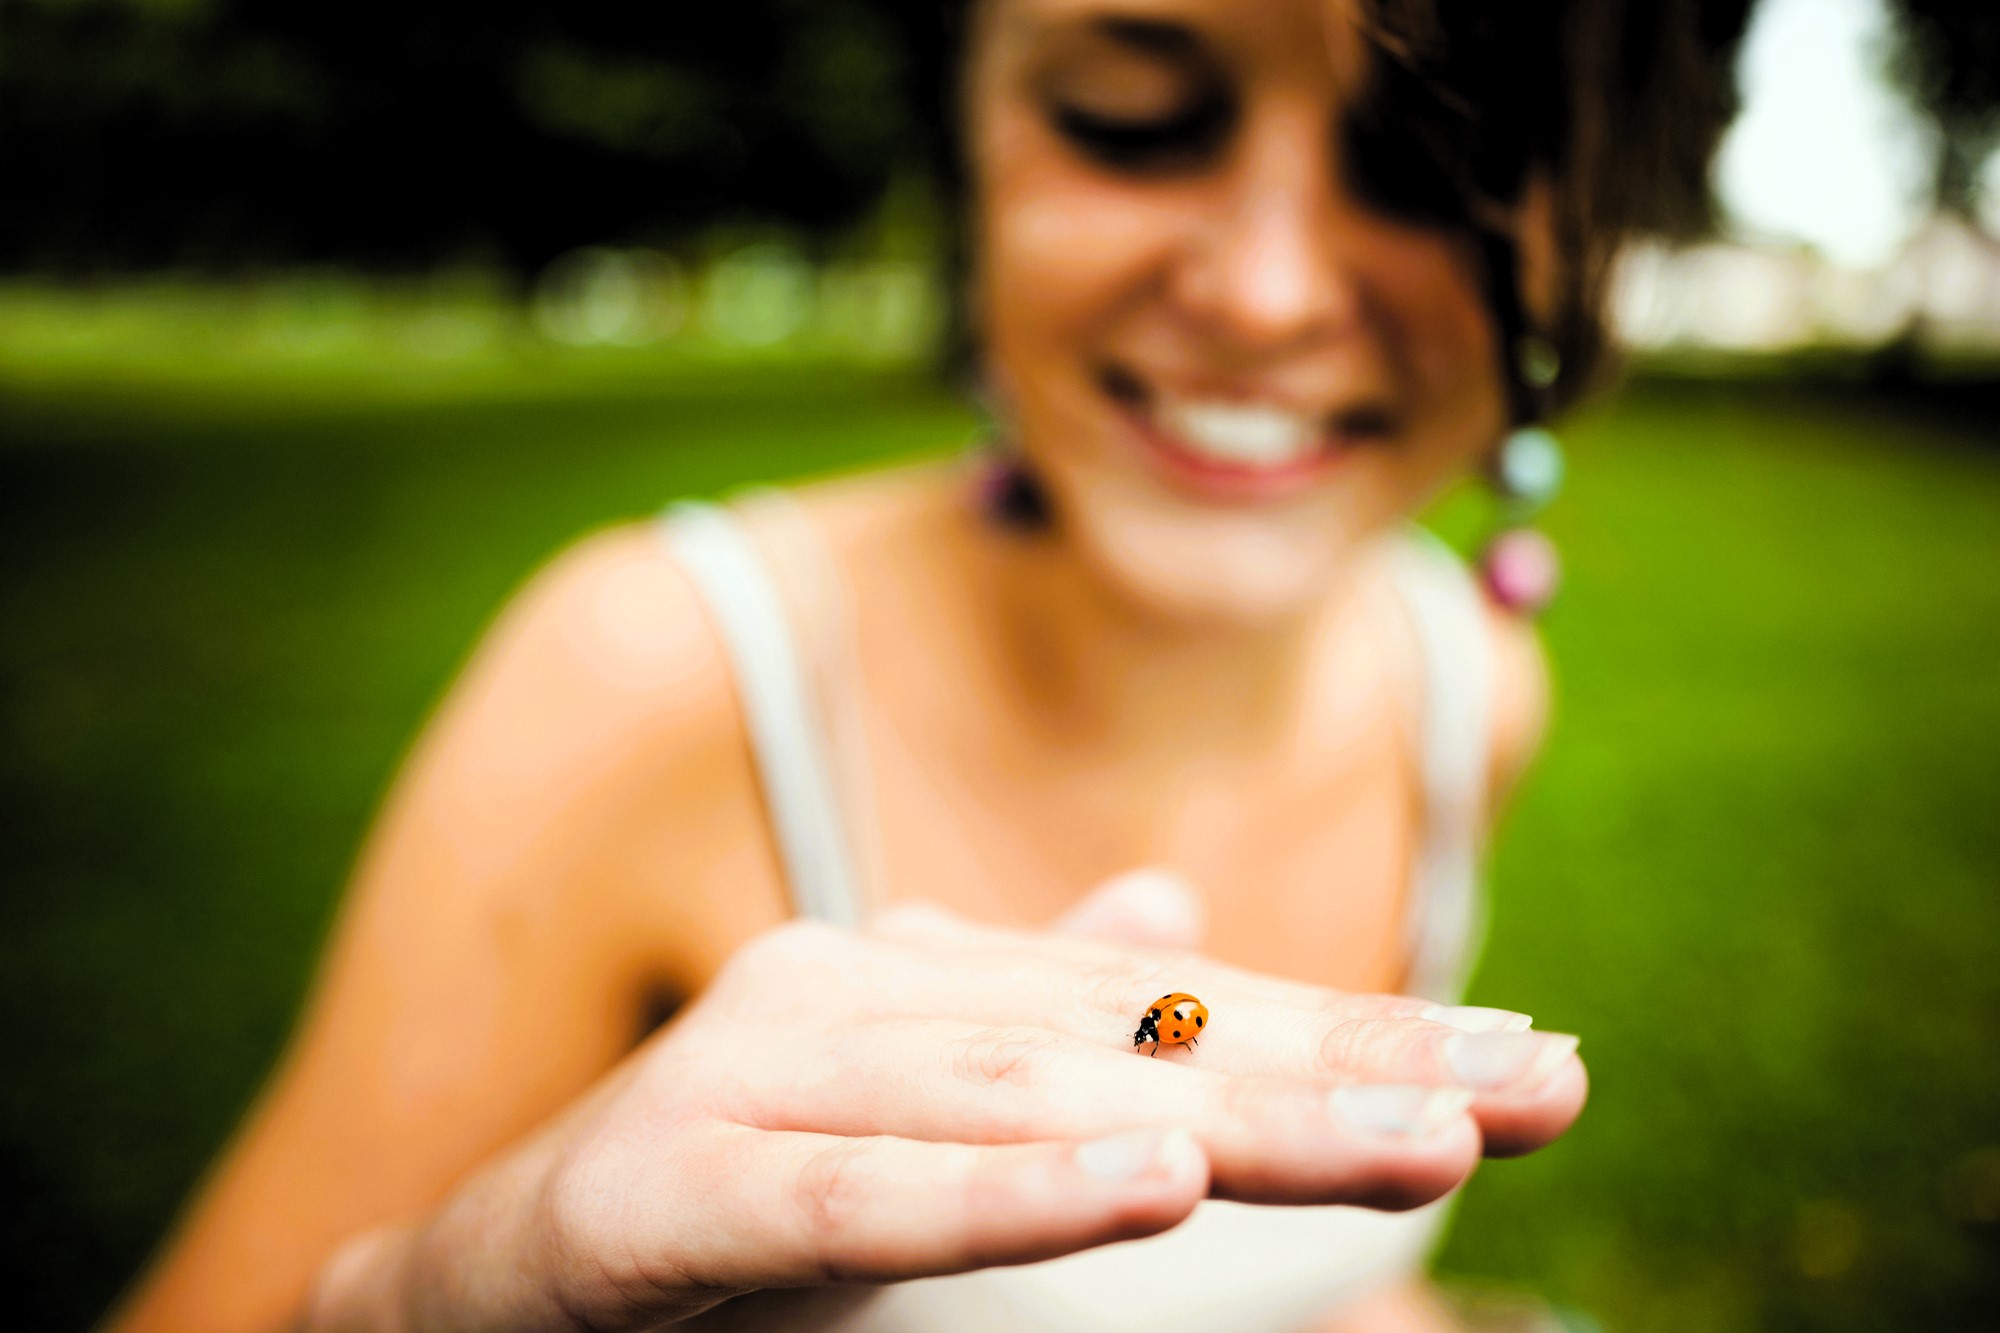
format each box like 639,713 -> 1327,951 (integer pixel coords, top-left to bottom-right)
1133,992 -> 1208,1054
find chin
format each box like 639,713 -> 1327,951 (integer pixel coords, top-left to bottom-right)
1056,473 -> 1367,632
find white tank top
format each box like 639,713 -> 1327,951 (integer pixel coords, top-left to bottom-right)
661,495 -> 1495,1332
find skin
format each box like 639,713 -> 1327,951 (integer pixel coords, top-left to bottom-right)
104,1 -> 1578,1330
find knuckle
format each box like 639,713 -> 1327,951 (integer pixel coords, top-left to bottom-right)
714,919 -> 848,995
1213,1073 -> 1320,1142
947,1025 -> 1066,1090
1316,1017 -> 1433,1078
792,1141 -> 878,1270
535,1139 -> 663,1321
538,1120 -> 748,1320
1215,1071 -> 1276,1124
1079,959 -> 1173,1034
539,1134 -> 615,1264
1316,1017 -> 1373,1073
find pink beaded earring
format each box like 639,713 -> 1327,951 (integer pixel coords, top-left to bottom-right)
1478,336 -> 1565,615
973,445 -> 1051,529
968,372 -> 1052,531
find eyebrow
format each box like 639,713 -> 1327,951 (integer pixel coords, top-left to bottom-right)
1007,2 -> 1210,60
1089,16 -> 1204,60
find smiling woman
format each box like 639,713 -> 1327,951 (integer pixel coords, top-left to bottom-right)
102,3 -> 1738,1333
957,0 -> 1733,627
972,0 -> 1518,625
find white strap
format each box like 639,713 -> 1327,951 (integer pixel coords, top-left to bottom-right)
660,501 -> 863,928
1385,529 -> 1493,1002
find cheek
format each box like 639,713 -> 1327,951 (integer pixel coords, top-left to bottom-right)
977,121 -> 1179,363
1384,241 -> 1503,423
1368,236 -> 1508,477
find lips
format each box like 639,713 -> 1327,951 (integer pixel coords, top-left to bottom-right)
1158,398 -> 1320,468
1098,363 -> 1396,501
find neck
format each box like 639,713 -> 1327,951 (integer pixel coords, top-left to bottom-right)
956,507 -> 1361,777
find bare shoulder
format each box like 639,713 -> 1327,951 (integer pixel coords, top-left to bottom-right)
1480,599 -> 1552,810
471,521 -> 734,740
423,522 -> 746,824
394,520 -> 780,985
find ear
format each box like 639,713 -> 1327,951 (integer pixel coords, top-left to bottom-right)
1048,868 -> 1208,950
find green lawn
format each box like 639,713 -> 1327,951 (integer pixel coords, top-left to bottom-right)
3,348 -> 1996,1331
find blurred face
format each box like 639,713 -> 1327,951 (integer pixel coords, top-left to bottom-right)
968,0 -> 1520,626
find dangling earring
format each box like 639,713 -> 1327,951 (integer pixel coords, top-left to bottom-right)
1479,336 -> 1564,615
974,446 -> 1052,530
967,374 -> 1052,532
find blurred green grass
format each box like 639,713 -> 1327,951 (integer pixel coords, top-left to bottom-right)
2,348 -> 1997,1331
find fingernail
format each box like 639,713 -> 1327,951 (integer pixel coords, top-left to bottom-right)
1076,1128 -> 1165,1180
1442,1031 -> 1580,1092
1330,1084 -> 1474,1138
1420,1004 -> 1533,1034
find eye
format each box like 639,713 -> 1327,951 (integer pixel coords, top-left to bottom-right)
1050,94 -> 1236,173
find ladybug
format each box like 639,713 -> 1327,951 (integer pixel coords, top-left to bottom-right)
1133,992 -> 1208,1056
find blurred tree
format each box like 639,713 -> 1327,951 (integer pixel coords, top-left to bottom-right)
6,0 -> 1986,271
1888,0 -> 2000,237
0,0 -> 954,272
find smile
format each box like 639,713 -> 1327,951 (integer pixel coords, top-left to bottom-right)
1099,364 -> 1397,501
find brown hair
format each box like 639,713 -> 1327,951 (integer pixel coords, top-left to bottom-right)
1351,0 -> 1753,418
919,0 -> 1752,421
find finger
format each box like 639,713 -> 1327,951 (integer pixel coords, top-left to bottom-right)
1470,1037 -> 1590,1157
693,1123 -> 1208,1290
1311,1018 -> 1586,1157
868,916 -> 1432,1035
861,932 -> 1565,1102
732,1018 -> 1482,1209
1159,1004 -> 1582,1157
875,904 -> 1436,1025
853,911 -> 1577,1155
755,930 -> 1578,1161
848,937 -> 1433,1065
1158,1003 -> 1576,1101
1047,868 -> 1208,950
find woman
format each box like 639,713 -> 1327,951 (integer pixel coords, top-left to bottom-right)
109,0 -> 1735,1329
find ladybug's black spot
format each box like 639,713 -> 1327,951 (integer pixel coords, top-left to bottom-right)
1150,1009 -> 1161,1020
1171,1029 -> 1181,1039
1195,1015 -> 1204,1027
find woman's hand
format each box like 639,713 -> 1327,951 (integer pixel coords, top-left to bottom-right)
306,873 -> 1585,1332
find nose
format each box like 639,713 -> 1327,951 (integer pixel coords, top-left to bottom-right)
1169,118 -> 1363,354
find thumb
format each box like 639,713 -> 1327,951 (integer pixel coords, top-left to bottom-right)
1049,868 -> 1208,949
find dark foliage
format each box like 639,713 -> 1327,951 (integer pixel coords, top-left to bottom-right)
1889,0 -> 2000,226
4,0 -> 1995,277
0,0 -> 957,272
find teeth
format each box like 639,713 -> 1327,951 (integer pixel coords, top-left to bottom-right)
1157,398 -> 1320,467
